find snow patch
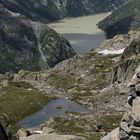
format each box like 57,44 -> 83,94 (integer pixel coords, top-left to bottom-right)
33,130 -> 43,134
98,48 -> 125,55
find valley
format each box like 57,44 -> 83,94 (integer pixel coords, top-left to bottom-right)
0,0 -> 140,140
48,12 -> 111,53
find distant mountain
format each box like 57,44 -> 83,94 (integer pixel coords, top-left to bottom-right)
98,0 -> 140,38
0,0 -> 128,22
0,0 -> 61,22
0,0 -> 129,73
65,0 -> 129,17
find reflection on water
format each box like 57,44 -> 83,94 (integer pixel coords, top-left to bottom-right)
17,99 -> 88,128
63,33 -> 106,53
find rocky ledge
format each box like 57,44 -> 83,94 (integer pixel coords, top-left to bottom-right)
101,31 -> 140,140
101,70 -> 140,140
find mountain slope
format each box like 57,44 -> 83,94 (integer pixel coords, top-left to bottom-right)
0,8 -> 40,73
0,0 -> 128,22
0,3 -> 76,73
0,0 -> 61,22
65,0 -> 129,17
98,0 -> 140,38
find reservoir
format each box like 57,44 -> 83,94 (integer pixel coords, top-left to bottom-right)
48,12 -> 111,53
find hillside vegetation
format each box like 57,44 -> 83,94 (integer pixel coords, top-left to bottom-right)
0,2 -> 76,73
0,0 -> 128,22
98,0 -> 140,38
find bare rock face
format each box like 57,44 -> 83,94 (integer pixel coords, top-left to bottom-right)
39,27 -> 76,69
101,33 -> 140,140
112,34 -> 140,84
132,97 -> 140,125
101,67 -> 140,140
119,75 -> 140,139
101,128 -> 119,140
100,31 -> 140,51
0,2 -> 76,73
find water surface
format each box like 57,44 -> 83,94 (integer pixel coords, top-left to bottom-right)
63,33 -> 106,53
48,13 -> 111,53
17,99 -> 88,128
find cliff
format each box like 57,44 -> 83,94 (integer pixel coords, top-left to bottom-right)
101,32 -> 140,140
98,0 -> 140,38
0,0 -> 128,21
0,3 -> 76,73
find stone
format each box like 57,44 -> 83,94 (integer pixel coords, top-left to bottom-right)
5,72 -> 14,80
130,125 -> 140,134
128,96 -> 135,106
17,128 -> 31,138
1,80 -> 8,88
135,83 -> 140,94
129,135 -> 139,140
68,87 -> 79,94
0,74 -> 5,81
101,128 -> 119,140
42,126 -> 55,134
136,72 -> 140,79
127,87 -> 137,98
122,110 -> 132,123
119,128 -> 129,140
120,122 -> 131,134
132,97 -> 140,124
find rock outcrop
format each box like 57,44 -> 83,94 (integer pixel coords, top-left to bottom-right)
103,70 -> 140,140
101,33 -> 140,140
111,33 -> 140,84
98,0 -> 140,38
39,26 -> 76,69
118,73 -> 140,139
100,30 -> 140,51
101,128 -> 119,140
0,3 -> 76,73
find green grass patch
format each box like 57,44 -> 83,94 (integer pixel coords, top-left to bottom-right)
51,117 -> 86,135
0,82 -> 54,133
48,71 -> 76,90
97,114 -> 123,132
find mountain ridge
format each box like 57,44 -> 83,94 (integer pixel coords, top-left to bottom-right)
0,2 -> 76,73
0,0 -> 129,22
98,0 -> 140,38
